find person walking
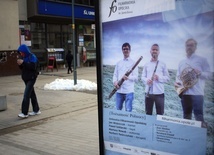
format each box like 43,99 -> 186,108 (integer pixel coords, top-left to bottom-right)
113,42 -> 138,112
17,44 -> 41,118
174,38 -> 212,127
66,50 -> 73,74
141,44 -> 170,115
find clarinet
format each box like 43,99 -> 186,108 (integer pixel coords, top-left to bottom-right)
145,60 -> 159,98
108,56 -> 143,99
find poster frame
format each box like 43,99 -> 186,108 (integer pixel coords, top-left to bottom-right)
95,0 -> 213,154
95,0 -> 105,154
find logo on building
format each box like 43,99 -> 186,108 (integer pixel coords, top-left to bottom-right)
108,0 -> 117,17
84,10 -> 95,16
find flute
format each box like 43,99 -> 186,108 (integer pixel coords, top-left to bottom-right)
145,58 -> 159,98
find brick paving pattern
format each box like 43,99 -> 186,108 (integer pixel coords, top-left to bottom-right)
0,67 -> 99,155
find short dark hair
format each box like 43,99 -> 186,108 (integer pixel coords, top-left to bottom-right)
186,38 -> 197,46
122,42 -> 131,50
152,44 -> 159,47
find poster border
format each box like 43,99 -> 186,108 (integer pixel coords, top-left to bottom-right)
95,0 -> 104,154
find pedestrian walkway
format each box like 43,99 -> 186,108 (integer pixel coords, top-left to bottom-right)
0,67 -> 99,155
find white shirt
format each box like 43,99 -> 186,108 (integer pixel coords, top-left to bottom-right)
176,53 -> 211,95
141,60 -> 170,94
113,57 -> 138,94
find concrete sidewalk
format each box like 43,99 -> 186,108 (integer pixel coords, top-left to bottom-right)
0,67 -> 100,155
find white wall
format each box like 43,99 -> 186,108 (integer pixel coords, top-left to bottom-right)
0,0 -> 19,50
18,0 -> 27,21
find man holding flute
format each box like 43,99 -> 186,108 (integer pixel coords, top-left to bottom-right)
141,44 -> 170,115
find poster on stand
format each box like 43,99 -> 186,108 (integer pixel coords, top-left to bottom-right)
97,0 -> 214,154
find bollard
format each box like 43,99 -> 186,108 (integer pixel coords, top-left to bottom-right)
0,94 -> 7,111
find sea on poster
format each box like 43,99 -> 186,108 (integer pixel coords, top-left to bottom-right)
100,0 -> 214,154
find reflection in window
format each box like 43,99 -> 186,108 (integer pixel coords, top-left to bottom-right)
31,23 -> 46,49
75,0 -> 94,6
47,24 -> 60,33
31,32 -> 46,49
31,23 -> 45,32
48,0 -> 94,6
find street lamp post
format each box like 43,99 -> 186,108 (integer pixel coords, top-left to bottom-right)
72,0 -> 77,84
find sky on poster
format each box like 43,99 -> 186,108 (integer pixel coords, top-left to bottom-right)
102,12 -> 214,72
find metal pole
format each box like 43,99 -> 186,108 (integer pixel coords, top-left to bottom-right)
72,0 -> 77,84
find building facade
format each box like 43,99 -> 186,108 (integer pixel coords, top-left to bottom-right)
0,0 -> 95,76
0,0 -> 20,76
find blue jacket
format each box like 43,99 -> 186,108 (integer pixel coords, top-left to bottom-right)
17,44 -> 38,81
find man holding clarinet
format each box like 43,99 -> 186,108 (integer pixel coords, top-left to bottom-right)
141,44 -> 170,115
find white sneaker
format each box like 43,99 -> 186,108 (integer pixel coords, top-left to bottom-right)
18,113 -> 28,118
29,110 -> 41,116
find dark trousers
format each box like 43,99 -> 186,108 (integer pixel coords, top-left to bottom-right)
22,79 -> 39,115
181,95 -> 204,121
67,62 -> 72,73
145,94 -> 164,115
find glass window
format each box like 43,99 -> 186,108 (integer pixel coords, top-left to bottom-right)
62,25 -> 72,33
58,0 -> 70,2
75,0 -> 89,5
89,0 -> 94,6
31,23 -> 45,32
30,23 -> 46,49
47,33 -> 62,48
48,0 -> 71,3
47,24 -> 60,33
77,24 -> 95,49
83,25 -> 94,34
30,23 -> 75,50
31,32 -> 46,49
84,34 -> 94,49
47,33 -> 55,48
42,0 -> 94,6
47,24 -> 61,48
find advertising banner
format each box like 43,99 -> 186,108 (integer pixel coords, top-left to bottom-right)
98,0 -> 214,154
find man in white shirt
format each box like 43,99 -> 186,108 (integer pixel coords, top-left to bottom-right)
141,44 -> 170,115
113,42 -> 138,112
175,38 -> 212,125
